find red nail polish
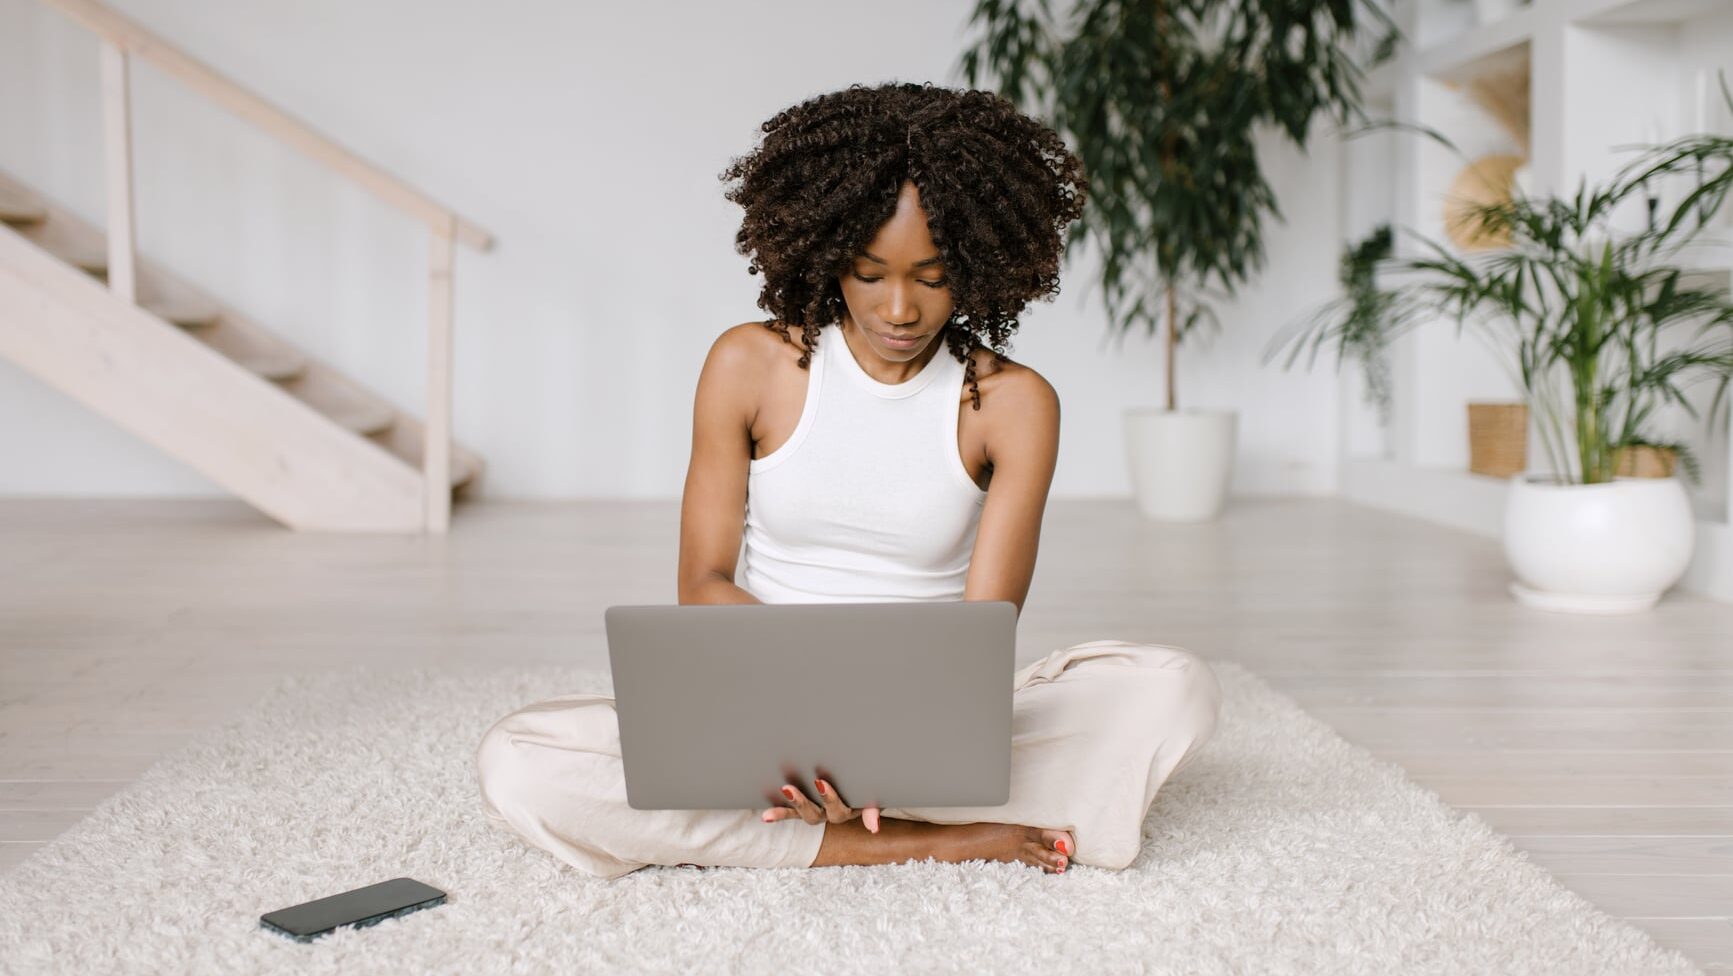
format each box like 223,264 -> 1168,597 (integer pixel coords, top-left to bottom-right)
815,781 -> 826,795
782,786 -> 797,800
1056,838 -> 1070,856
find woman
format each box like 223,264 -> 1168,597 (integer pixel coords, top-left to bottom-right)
476,82 -> 1222,880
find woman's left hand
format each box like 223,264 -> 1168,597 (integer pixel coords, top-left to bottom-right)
761,777 -> 881,833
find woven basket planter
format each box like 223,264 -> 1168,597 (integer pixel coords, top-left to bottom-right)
1614,444 -> 1678,478
1468,402 -> 1528,478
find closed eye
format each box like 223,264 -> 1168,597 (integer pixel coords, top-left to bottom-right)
852,274 -> 949,289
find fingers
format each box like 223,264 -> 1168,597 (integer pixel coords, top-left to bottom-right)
813,779 -> 856,824
760,779 -> 880,831
760,785 -> 824,824
814,779 -> 879,833
775,784 -> 824,825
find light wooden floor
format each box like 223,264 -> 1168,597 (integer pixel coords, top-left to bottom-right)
2,497 -> 1730,969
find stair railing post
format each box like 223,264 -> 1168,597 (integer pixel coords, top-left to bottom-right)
424,214 -> 456,533
98,37 -> 137,304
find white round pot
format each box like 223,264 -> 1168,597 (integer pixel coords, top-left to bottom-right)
1503,475 -> 1695,613
1124,409 -> 1237,522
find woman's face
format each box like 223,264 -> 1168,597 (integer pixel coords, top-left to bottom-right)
837,180 -> 956,361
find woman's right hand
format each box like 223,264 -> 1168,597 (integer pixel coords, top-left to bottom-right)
761,777 -> 881,833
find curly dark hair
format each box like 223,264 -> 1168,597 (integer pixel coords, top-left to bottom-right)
719,81 -> 1088,410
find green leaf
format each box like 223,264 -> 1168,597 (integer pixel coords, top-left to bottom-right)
954,0 -> 1401,405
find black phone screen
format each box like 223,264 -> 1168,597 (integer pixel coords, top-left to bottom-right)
260,877 -> 446,942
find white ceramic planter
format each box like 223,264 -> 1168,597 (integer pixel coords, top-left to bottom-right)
1124,409 -> 1237,522
1503,475 -> 1696,613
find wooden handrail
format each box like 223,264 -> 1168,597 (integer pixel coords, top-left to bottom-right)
43,0 -> 493,251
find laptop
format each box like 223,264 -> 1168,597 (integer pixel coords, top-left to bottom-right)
604,600 -> 1017,811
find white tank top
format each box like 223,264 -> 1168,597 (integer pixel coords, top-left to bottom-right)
740,325 -> 989,603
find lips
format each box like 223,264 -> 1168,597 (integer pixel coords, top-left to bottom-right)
878,331 -> 922,344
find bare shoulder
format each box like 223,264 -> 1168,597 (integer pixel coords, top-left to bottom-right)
968,347 -> 1058,417
716,319 -> 787,358
705,320 -> 806,381
735,319 -> 815,361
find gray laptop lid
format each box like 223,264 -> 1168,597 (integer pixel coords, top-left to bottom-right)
605,601 -> 1017,811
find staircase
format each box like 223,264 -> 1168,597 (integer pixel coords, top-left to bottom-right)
0,171 -> 484,532
0,0 -> 490,533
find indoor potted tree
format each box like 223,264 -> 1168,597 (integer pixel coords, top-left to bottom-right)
957,0 -> 1399,520
1269,123 -> 1733,612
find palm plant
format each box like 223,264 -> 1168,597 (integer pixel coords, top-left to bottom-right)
957,0 -> 1399,410
1276,223 -> 1401,426
1268,110 -> 1733,486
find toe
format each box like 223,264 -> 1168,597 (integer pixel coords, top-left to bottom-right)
1024,841 -> 1065,873
1039,828 -> 1075,859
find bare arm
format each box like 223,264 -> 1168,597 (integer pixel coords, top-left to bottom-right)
961,369 -> 1061,619
677,324 -> 765,606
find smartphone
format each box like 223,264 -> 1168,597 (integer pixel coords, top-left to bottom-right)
260,877 -> 446,943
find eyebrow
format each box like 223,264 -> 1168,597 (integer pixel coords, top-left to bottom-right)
861,250 -> 945,269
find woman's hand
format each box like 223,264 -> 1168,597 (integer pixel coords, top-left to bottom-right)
761,777 -> 881,833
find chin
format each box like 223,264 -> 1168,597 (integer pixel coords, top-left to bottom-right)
876,332 -> 929,347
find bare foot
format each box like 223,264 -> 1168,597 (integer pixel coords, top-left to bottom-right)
930,821 -> 1076,873
811,817 -> 1074,873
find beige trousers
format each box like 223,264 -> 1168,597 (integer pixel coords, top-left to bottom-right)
475,639 -> 1223,880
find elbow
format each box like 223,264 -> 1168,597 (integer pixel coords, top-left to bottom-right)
675,578 -> 704,605
678,569 -> 728,605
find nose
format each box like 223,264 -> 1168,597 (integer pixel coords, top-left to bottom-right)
878,279 -> 918,327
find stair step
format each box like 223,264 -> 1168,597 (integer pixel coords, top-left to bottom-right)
51,239 -> 109,274
38,242 -> 216,328
0,182 -> 47,224
141,297 -> 220,329
329,401 -> 396,437
450,454 -> 480,488
225,350 -> 397,437
233,349 -> 307,382
395,450 -> 477,487
367,425 -> 485,490
407,453 -> 479,489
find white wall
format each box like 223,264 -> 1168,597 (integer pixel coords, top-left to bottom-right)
0,0 -> 1345,500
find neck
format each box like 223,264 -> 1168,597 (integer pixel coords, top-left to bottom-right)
841,316 -> 944,385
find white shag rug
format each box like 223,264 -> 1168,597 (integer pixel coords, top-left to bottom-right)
0,660 -> 1703,976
